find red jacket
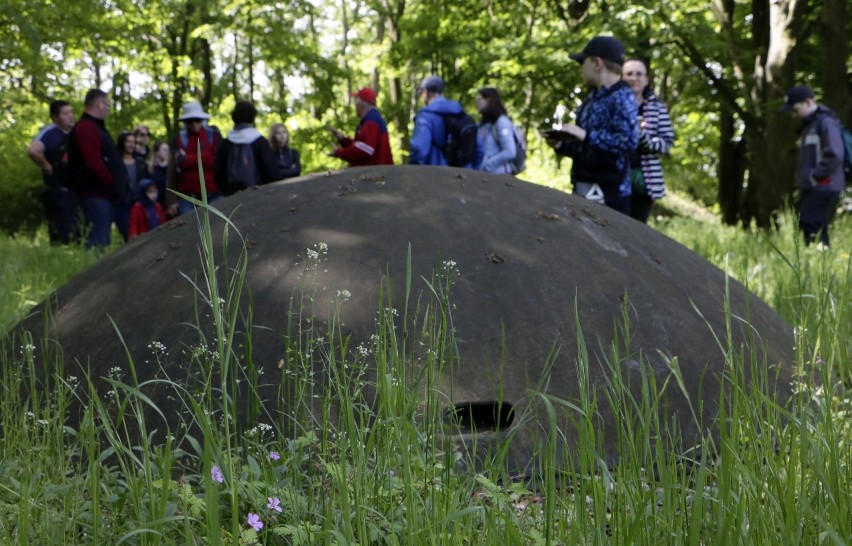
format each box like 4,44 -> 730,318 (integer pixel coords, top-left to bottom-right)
172,127 -> 220,194
129,201 -> 167,239
335,108 -> 394,167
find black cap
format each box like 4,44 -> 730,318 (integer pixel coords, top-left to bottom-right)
778,86 -> 814,112
569,36 -> 625,65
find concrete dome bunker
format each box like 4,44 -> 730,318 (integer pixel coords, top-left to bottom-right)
16,165 -> 794,472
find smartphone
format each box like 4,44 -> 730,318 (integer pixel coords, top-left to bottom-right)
540,128 -> 576,141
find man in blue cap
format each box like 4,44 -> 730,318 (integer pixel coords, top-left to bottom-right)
545,35 -> 638,215
409,75 -> 475,167
779,85 -> 845,248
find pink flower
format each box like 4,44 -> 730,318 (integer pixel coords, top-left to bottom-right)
211,466 -> 224,483
267,497 -> 282,512
247,512 -> 263,531
269,451 -> 281,461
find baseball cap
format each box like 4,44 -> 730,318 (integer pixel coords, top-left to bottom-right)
418,75 -> 445,94
778,86 -> 814,112
351,87 -> 377,104
569,36 -> 625,65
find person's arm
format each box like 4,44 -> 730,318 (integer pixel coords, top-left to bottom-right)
810,117 -> 844,185
27,139 -> 52,174
482,117 -> 517,170
255,138 -> 278,184
336,120 -> 381,163
166,135 -> 181,216
213,140 -> 230,194
76,121 -> 115,188
639,100 -> 675,156
408,113 -> 433,164
279,149 -> 301,178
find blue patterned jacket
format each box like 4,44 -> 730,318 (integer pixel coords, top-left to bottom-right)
556,80 -> 638,189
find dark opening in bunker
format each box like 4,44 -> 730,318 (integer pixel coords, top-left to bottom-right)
445,401 -> 515,433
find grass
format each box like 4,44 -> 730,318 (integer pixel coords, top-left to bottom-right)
0,195 -> 850,544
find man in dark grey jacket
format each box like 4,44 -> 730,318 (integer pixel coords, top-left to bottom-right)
779,86 -> 845,247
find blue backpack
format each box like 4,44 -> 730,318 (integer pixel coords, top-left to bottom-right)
840,123 -> 852,183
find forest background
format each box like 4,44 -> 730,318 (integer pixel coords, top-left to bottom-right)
1,0 -> 850,234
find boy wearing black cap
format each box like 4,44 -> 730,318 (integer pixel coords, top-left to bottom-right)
545,35 -> 638,215
779,85 -> 845,248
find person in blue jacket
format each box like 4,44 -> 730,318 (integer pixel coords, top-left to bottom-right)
409,75 -> 473,167
475,87 -> 517,174
546,36 -> 638,215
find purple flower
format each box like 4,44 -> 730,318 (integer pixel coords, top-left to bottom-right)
267,497 -> 282,512
269,451 -> 281,461
211,466 -> 224,483
247,512 -> 263,531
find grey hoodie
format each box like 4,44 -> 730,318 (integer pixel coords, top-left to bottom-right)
796,107 -> 845,192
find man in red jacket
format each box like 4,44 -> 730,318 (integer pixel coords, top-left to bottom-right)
67,89 -> 128,249
330,88 -> 394,167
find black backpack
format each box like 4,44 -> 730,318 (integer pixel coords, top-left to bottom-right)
441,111 -> 478,167
51,135 -> 72,186
226,142 -> 260,191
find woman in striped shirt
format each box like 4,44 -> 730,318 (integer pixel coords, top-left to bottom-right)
623,59 -> 676,223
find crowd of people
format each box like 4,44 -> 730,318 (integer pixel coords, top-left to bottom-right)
28,35 -> 843,250
28,92 -> 303,249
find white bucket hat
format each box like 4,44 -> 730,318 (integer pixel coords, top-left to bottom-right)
178,101 -> 211,121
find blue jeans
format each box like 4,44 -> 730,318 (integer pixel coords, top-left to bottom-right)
81,196 -> 114,249
178,192 -> 222,215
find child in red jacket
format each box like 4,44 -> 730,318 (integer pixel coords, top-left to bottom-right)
128,178 -> 167,240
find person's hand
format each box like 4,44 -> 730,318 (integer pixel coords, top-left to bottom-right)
561,124 -> 586,141
167,203 -> 180,217
326,148 -> 339,158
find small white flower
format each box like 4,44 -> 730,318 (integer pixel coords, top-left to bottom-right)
337,289 -> 351,301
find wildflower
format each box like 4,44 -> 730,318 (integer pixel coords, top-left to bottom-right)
357,344 -> 369,357
211,466 -> 224,483
269,451 -> 281,461
247,513 -> 263,531
267,497 -> 282,512
337,289 -> 351,301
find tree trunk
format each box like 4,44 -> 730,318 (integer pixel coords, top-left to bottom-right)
820,0 -> 849,122
717,107 -> 744,225
736,0 -> 805,227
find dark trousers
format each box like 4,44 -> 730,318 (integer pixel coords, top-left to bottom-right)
81,196 -> 114,249
114,202 -> 132,242
574,182 -> 631,216
630,192 -> 654,223
42,185 -> 80,244
798,188 -> 840,247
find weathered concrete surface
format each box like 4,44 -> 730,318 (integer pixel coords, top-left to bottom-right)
14,165 -> 793,473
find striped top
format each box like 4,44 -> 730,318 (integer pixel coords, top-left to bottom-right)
637,92 -> 675,199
